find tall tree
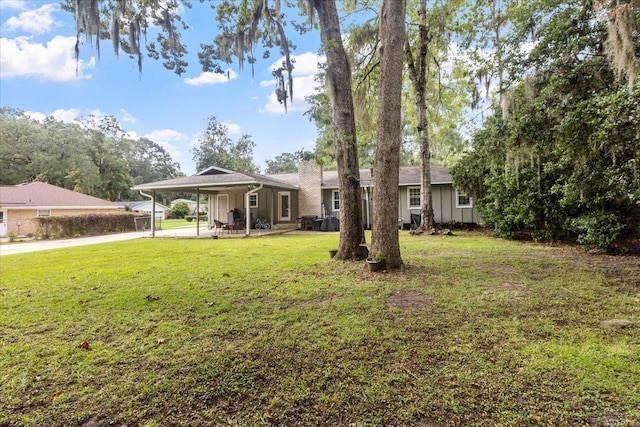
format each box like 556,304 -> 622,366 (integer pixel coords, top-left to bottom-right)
86,131 -> 134,200
404,0 -> 466,230
451,0 -> 640,252
192,116 -> 259,173
69,0 -> 366,260
312,0 -> 364,259
370,0 -> 406,269
0,110 -> 180,201
122,137 -> 181,186
404,0 -> 434,230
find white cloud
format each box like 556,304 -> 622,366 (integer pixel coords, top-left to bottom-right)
3,4 -> 59,35
0,1 -> 26,10
223,121 -> 241,135
24,108 -> 81,123
0,35 -> 95,81
119,109 -> 138,124
261,51 -> 324,114
143,129 -> 190,162
184,69 -> 238,86
290,51 -> 325,76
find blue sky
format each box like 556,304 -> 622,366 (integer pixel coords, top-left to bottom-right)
0,1 -> 326,175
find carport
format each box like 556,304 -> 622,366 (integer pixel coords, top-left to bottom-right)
132,166 -> 299,237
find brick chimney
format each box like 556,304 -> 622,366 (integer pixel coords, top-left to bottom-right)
298,160 -> 323,217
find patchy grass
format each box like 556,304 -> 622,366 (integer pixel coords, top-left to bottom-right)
1,231 -> 638,426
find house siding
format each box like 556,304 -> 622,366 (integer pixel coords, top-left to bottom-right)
321,184 -> 481,229
400,185 -> 480,225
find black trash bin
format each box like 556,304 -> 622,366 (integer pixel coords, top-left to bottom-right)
320,216 -> 340,231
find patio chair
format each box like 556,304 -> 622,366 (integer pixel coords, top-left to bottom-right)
211,219 -> 227,234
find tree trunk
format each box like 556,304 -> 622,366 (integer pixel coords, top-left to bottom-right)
370,0 -> 406,269
420,136 -> 434,230
313,0 -> 363,259
405,0 -> 434,231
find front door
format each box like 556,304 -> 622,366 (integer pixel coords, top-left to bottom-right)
278,191 -> 291,221
0,210 -> 6,237
217,194 -> 229,222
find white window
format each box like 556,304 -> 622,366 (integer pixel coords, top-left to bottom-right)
456,190 -> 473,208
408,187 -> 421,209
332,190 -> 340,211
37,209 -> 51,217
249,193 -> 258,208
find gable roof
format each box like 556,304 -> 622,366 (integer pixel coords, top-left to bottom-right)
266,165 -> 453,188
122,201 -> 169,210
0,182 -> 122,209
132,164 -> 454,193
132,168 -> 298,193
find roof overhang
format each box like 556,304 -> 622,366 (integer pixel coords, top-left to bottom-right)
2,205 -> 122,210
132,178 -> 298,194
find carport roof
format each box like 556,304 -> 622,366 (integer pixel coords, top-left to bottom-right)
132,167 -> 298,193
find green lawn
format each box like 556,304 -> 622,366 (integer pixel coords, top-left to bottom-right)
1,232 -> 639,426
158,218 -> 202,230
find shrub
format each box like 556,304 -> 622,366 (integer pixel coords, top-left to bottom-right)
170,202 -> 191,219
185,215 -> 207,223
34,213 -> 138,239
569,211 -> 624,252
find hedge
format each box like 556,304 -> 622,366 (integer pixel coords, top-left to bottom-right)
34,213 -> 139,239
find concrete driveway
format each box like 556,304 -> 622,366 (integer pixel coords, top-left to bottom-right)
0,226 -> 292,256
0,227 -> 207,256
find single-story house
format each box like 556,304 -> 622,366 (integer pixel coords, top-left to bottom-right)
0,182 -> 123,237
122,200 -> 169,220
131,161 -> 480,236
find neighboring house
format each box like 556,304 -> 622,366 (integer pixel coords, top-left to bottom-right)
122,201 -> 169,220
132,161 -> 480,235
0,182 -> 123,237
170,198 -> 202,215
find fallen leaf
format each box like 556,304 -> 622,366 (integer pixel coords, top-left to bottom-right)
517,367 -> 524,374
206,301 -> 216,306
222,273 -> 230,277
77,341 -> 90,349
156,338 -> 166,345
146,295 -> 160,301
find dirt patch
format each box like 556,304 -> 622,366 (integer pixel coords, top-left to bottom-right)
81,416 -> 106,427
385,290 -> 433,311
501,282 -> 530,297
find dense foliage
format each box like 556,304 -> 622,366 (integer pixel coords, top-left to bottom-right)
451,0 -> 640,251
34,213 -> 138,238
169,202 -> 191,219
0,109 -> 181,201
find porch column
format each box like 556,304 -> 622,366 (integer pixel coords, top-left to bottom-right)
270,189 -> 275,227
245,191 -> 250,236
196,188 -> 200,237
151,191 -> 156,238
